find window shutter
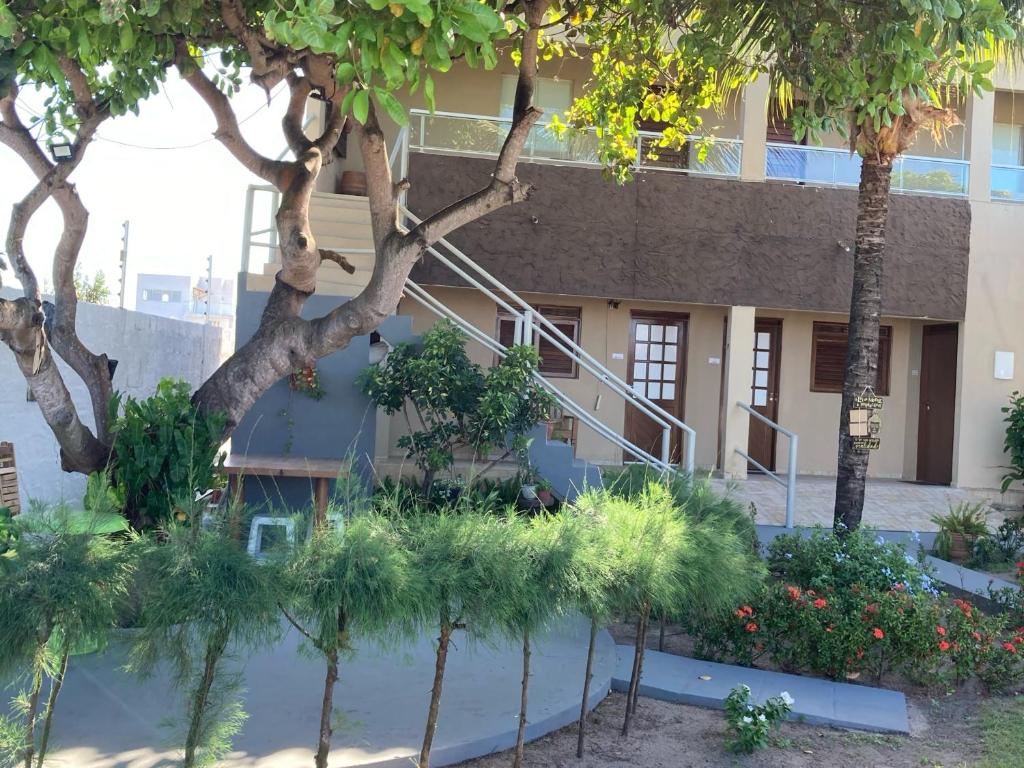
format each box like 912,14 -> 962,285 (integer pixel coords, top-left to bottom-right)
497,315 -> 517,349
811,322 -> 892,396
538,321 -> 578,377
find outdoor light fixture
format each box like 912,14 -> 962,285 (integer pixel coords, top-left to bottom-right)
48,142 -> 73,162
309,85 -> 328,101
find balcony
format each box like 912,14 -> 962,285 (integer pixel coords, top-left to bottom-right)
765,143 -> 969,197
407,109 -> 743,178
991,164 -> 1024,202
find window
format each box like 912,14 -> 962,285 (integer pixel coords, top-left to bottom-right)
142,288 -> 182,303
499,76 -> 573,121
810,322 -> 892,396
993,123 -> 1024,166
496,305 -> 581,378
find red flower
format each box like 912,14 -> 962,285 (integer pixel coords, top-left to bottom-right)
814,598 -> 828,609
1014,636 -> 1024,645
865,603 -> 879,615
893,583 -> 905,591
936,626 -> 947,637
734,609 -> 746,618
786,586 -> 801,601
745,622 -> 758,633
856,648 -> 865,659
953,599 -> 973,618
972,631 -> 982,642
741,605 -> 754,617
807,589 -> 817,597
938,640 -> 950,652
826,625 -> 834,633
872,627 -> 885,640
1003,642 -> 1017,653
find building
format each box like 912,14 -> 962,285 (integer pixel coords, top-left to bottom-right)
233,54 -> 1024,511
136,273 -> 236,351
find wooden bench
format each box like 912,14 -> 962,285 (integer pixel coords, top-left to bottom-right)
223,454 -> 347,527
0,442 -> 20,515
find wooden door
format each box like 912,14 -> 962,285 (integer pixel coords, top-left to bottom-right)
747,319 -> 783,472
625,313 -> 688,463
917,323 -> 958,485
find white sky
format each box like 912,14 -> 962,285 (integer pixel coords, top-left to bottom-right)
0,70 -> 290,308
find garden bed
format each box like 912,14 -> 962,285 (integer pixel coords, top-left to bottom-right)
456,690 -> 1022,768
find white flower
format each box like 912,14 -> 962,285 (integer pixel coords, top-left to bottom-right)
779,691 -> 795,706
758,714 -> 767,722
742,716 -> 753,724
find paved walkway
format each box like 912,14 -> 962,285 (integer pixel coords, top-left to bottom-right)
613,646 -> 910,734
712,474 -> 1014,531
16,618 -> 615,768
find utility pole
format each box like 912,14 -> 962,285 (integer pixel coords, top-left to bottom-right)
118,220 -> 129,309
205,254 -> 213,323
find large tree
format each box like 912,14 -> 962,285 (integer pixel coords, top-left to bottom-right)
0,0 -> 742,479
579,0 -> 1015,530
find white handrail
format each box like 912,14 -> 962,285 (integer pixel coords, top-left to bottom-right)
404,280 -> 677,473
399,205 -> 697,474
733,401 -> 798,528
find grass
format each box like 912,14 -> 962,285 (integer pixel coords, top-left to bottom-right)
979,696 -> 1024,768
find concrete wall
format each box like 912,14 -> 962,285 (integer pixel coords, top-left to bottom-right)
408,153 -> 972,320
231,276 -> 376,509
0,288 -> 223,506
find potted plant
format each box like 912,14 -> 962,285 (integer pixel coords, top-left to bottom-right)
932,502 -> 990,564
535,477 -> 555,507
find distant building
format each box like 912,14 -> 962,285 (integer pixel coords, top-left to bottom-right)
135,273 -> 236,352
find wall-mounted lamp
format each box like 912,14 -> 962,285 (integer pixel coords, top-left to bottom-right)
607,299 -> 621,309
309,85 -> 329,102
48,142 -> 73,163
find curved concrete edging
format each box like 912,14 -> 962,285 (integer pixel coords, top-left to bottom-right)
27,616 -> 616,768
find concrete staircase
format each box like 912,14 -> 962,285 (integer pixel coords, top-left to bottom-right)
526,424 -> 603,500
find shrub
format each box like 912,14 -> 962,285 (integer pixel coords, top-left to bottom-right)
358,319 -> 555,491
1001,391 -> 1024,493
723,684 -> 793,753
110,379 -> 226,530
994,517 -> 1024,562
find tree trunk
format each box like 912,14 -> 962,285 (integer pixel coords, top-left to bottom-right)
315,648 -> 338,768
622,604 -> 649,737
576,618 -> 598,759
184,625 -> 230,768
36,642 -> 70,768
513,630 -> 531,768
658,610 -> 666,653
834,154 -> 893,532
630,608 -> 651,716
419,621 -> 452,768
22,664 -> 44,768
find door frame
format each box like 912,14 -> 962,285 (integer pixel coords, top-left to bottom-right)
748,317 -> 784,472
624,310 -> 689,463
916,322 -> 959,486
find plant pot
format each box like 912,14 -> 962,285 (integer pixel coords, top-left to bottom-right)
339,170 -> 367,196
537,489 -> 554,507
948,532 -> 972,564
520,484 -> 538,501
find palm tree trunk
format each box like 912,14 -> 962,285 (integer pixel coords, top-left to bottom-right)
419,621 -> 452,768
576,617 -> 598,759
184,624 -> 230,767
834,154 -> 894,533
36,642 -> 70,768
512,630 -> 531,768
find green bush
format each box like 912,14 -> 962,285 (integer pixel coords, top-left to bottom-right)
723,684 -> 793,753
1001,391 -> 1024,493
110,379 -> 226,530
358,319 -> 555,490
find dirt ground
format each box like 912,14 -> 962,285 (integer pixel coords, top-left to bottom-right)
457,690 -> 986,768
457,621 -> 1015,768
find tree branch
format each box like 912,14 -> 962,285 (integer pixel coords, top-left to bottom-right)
220,0 -> 292,93
177,46 -> 287,185
319,249 -> 356,273
283,72 -> 314,154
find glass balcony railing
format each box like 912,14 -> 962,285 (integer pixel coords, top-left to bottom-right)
991,164 -> 1024,202
765,143 -> 969,197
407,109 -> 743,178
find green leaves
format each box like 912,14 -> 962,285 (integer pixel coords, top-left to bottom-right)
352,87 -> 369,124
0,2 -> 16,39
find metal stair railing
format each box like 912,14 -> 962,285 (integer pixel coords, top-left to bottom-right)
733,402 -> 798,528
397,205 -> 696,474
403,280 -> 678,474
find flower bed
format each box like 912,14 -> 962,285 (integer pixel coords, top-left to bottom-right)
679,528 -> 1024,692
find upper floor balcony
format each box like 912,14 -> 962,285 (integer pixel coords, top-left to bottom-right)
407,109 -> 744,178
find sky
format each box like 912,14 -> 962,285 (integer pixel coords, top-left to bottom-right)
0,70 -> 290,309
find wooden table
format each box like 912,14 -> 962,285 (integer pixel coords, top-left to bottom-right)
224,454 -> 346,526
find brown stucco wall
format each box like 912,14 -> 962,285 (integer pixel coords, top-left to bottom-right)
407,153 -> 971,320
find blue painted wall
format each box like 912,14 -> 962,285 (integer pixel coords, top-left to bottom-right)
232,274 -> 376,511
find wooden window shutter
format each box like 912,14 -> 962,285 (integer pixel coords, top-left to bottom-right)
811,322 -> 892,396
536,306 -> 581,378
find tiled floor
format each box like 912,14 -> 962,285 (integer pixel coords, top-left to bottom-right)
710,474 -> 1012,532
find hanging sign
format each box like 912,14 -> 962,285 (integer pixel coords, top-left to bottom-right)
850,389 -> 883,451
